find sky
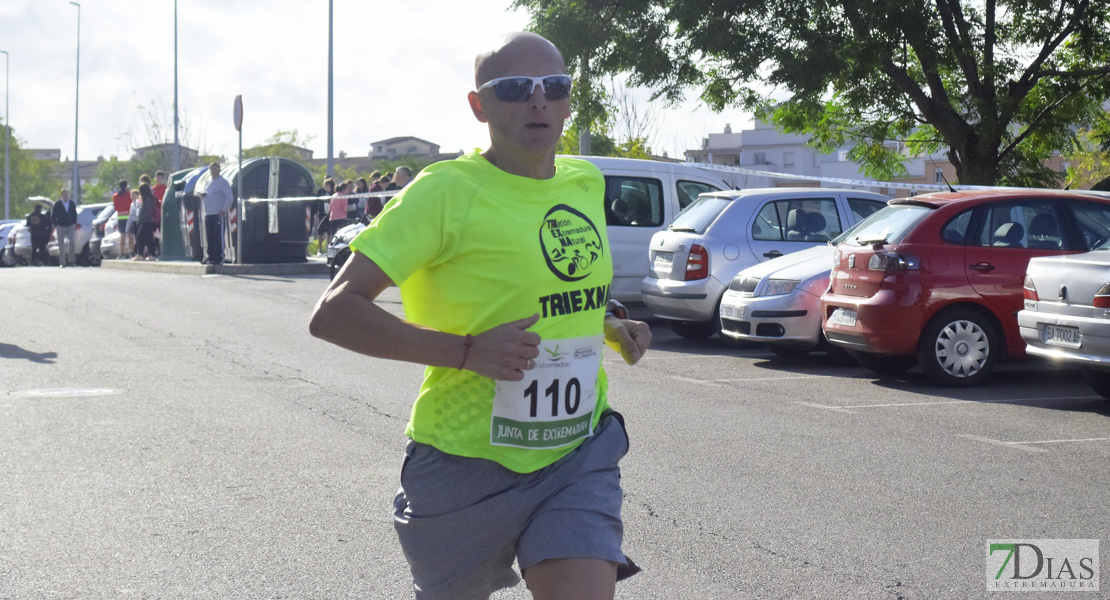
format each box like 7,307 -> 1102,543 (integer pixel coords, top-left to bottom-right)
0,0 -> 754,166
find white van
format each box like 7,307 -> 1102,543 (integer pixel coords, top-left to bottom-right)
573,156 -> 735,303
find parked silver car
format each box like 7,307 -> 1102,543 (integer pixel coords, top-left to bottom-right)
718,225 -> 876,356
0,221 -> 21,267
5,197 -> 54,265
642,188 -> 889,342
48,202 -> 109,266
1018,243 -> 1110,398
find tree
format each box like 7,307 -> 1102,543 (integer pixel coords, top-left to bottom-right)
244,129 -> 316,162
1066,124 -> 1110,190
513,0 -> 1110,185
0,122 -> 66,217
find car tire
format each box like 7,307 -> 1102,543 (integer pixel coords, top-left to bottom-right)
77,244 -> 90,267
915,307 -> 999,387
767,344 -> 810,358
670,319 -> 716,340
1081,368 -> 1110,399
329,248 -> 350,281
849,350 -> 916,375
87,246 -> 102,267
0,249 -> 16,267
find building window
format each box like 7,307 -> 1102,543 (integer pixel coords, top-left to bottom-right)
753,152 -> 766,165
784,152 -> 795,168
934,168 -> 944,183
1061,161 -> 1071,173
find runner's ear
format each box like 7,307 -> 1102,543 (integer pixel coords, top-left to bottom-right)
468,91 -> 489,124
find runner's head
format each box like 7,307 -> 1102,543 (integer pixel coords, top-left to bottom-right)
468,32 -> 571,160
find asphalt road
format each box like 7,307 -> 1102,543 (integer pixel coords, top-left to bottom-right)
2,267 -> 1107,599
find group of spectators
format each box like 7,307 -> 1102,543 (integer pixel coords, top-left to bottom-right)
310,166 -> 413,255
111,171 -> 168,261
22,188 -> 79,267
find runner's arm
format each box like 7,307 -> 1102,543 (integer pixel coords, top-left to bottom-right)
309,251 -> 540,381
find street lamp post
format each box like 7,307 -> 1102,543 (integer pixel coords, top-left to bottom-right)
327,0 -> 334,178
1,50 -> 9,220
173,0 -> 180,171
69,1 -> 80,204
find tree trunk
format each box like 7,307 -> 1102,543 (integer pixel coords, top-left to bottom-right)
951,133 -> 1002,185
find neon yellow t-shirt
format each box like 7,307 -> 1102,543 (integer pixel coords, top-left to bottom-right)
349,151 -> 614,473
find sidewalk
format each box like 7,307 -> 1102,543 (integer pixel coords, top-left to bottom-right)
100,256 -> 329,276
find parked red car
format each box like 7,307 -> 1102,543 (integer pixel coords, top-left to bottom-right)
821,189 -> 1110,386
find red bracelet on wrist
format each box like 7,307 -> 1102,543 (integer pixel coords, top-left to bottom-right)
458,334 -> 473,370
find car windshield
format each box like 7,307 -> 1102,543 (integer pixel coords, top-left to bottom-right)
669,196 -> 731,234
843,204 -> 931,246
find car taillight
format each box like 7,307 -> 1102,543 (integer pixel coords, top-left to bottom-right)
1023,276 -> 1038,301
685,244 -> 708,280
1094,284 -> 1110,308
868,252 -> 920,271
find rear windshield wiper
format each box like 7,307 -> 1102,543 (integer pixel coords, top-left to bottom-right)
669,226 -> 697,232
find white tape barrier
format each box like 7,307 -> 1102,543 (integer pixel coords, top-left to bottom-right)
683,162 -> 1005,193
232,191 -> 400,204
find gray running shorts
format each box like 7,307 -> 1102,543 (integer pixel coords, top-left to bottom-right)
393,411 -> 630,600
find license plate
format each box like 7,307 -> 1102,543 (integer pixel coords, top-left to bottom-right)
1043,324 -> 1081,348
827,308 -> 857,328
653,252 -> 673,271
721,303 -> 745,320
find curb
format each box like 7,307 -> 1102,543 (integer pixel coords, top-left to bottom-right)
100,258 -> 329,276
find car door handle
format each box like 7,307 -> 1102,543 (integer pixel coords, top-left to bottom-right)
970,262 -> 995,272
764,250 -> 783,258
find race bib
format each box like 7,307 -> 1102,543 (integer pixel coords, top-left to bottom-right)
491,335 -> 603,449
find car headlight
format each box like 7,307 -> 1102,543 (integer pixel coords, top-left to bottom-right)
763,279 -> 800,296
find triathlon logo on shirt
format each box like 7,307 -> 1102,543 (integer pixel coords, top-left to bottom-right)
539,204 -> 604,282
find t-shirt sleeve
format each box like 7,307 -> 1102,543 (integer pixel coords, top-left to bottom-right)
348,175 -> 455,285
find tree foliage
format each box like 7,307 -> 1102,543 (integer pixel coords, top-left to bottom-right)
514,0 -> 1110,185
0,123 -> 66,218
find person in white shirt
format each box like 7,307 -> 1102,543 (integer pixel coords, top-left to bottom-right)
202,162 -> 234,265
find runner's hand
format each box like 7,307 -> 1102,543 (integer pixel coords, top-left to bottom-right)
604,316 -> 652,365
467,313 -> 541,381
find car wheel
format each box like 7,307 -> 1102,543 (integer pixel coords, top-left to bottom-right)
329,248 -> 350,281
77,245 -> 90,267
0,249 -> 16,267
849,350 -> 916,375
1081,368 -> 1110,399
767,344 -> 810,358
916,307 -> 999,387
87,246 -> 102,267
670,319 -> 716,340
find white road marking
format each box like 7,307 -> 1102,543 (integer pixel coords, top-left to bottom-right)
957,434 -> 1049,453
1017,437 -> 1110,445
794,401 -> 856,414
712,375 -> 834,382
840,400 -> 972,409
666,376 -> 722,387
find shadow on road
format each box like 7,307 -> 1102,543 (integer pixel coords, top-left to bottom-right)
0,343 -> 58,364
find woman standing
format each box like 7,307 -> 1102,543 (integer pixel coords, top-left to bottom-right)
133,183 -> 160,261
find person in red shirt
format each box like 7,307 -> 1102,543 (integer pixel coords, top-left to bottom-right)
111,179 -> 132,258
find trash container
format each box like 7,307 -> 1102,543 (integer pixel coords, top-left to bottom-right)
162,165 -> 209,261
191,157 -> 317,264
